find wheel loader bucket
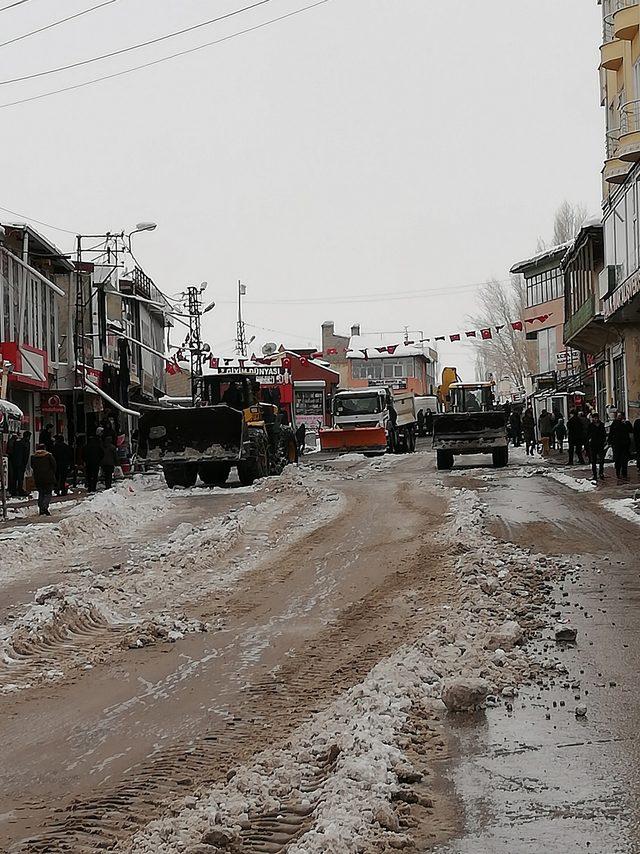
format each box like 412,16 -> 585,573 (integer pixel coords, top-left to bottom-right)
319,426 -> 388,454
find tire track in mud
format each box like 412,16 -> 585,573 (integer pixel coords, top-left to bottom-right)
7,482 -> 456,854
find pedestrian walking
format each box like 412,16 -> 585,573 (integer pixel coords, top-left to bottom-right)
567,410 -> 584,465
417,409 -> 425,437
84,433 -> 103,492
508,411 -> 522,447
634,416 -> 640,472
38,423 -> 55,453
522,407 -> 536,456
9,431 -> 31,496
538,409 -> 554,456
30,443 -> 57,516
608,411 -> 633,480
587,411 -> 606,482
578,410 -> 590,463
101,436 -> 118,489
52,434 -> 72,496
554,414 -> 567,452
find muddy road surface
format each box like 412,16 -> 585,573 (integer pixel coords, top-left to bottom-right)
1,448 -> 639,853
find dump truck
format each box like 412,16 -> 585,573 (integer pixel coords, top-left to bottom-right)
137,372 -> 298,488
432,381 -> 508,470
319,387 -> 417,455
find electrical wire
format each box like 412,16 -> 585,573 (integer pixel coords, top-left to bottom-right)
0,0 -> 330,110
0,0 -> 35,11
0,0 -> 274,86
0,203 -> 78,234
0,0 -> 119,50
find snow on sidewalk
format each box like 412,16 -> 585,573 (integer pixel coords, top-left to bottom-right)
600,497 -> 640,526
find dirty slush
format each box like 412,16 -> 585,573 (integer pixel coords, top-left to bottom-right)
1,450 -> 638,853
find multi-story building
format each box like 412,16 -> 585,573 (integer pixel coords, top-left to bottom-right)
0,223 -> 74,441
347,331 -> 437,396
598,0 -> 640,419
510,243 -> 576,394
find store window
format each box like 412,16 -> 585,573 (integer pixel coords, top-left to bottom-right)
351,358 -> 414,381
295,390 -> 324,416
537,328 -> 557,374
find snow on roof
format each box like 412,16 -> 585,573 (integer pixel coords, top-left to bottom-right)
347,333 -> 430,360
510,241 -> 573,275
0,399 -> 23,419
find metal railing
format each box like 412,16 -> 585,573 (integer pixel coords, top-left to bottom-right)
603,12 -> 616,42
621,99 -> 640,134
606,126 -> 622,159
603,0 -> 638,42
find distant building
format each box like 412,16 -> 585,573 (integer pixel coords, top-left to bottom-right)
320,321 -> 351,387
511,243 -> 577,396
347,332 -> 437,396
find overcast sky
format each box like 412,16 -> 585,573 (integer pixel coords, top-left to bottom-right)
0,0 -> 603,379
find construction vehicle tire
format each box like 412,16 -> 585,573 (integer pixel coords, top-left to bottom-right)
492,447 -> 509,468
237,434 -> 269,486
198,461 -> 232,486
163,463 -> 198,489
436,450 -> 454,470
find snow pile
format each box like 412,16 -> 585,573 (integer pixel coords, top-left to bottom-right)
546,470 -> 596,492
600,498 -> 640,526
1,477 -> 171,582
122,648 -> 437,854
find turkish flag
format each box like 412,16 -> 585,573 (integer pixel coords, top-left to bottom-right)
481,328 -> 492,340
165,361 -> 180,375
386,345 -> 398,354
536,314 -> 550,323
326,347 -> 338,355
511,321 -> 523,331
465,331 -> 477,338
450,334 -> 461,342
299,356 -> 309,366
209,356 -> 219,368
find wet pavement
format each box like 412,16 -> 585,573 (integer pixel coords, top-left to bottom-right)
432,462 -> 640,854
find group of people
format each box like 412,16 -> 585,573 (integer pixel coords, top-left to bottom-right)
6,419 -> 121,517
516,404 -> 640,483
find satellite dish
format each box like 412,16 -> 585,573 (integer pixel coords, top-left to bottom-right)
262,342 -> 277,356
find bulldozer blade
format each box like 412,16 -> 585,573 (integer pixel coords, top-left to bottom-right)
319,427 -> 388,454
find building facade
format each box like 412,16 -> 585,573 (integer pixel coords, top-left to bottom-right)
346,332 -> 437,396
599,0 -> 640,420
511,243 -> 578,395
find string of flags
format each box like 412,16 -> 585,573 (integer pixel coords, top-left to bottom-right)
165,313 -> 552,372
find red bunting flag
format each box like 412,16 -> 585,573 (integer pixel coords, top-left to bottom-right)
536,314 -> 550,324
465,331 -> 477,338
165,360 -> 180,375
511,321 -> 523,331
209,356 -> 219,368
299,356 -> 309,366
450,334 -> 461,342
326,347 -> 338,355
481,328 -> 492,340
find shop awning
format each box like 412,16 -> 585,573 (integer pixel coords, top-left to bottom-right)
0,399 -> 23,419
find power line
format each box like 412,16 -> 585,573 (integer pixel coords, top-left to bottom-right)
0,0 -> 331,110
0,203 -> 78,234
0,0 -> 35,12
0,0 -> 119,50
0,0 -> 274,86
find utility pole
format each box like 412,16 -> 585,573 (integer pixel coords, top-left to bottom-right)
187,285 -> 203,404
236,280 -> 247,357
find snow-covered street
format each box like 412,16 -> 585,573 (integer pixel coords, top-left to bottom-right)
1,445 -> 639,853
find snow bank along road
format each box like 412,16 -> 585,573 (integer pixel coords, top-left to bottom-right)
0,450 -> 637,852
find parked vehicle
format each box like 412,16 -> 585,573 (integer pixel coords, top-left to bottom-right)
137,372 -> 298,488
432,382 -> 508,469
319,387 -> 417,455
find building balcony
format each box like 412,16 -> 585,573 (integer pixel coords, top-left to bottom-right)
600,38 -> 625,69
613,0 -> 639,40
603,129 -> 632,183
618,100 -> 640,160
563,294 -> 611,353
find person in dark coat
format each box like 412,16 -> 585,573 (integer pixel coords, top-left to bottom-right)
9,431 -> 31,496
587,411 -> 607,481
508,411 -> 522,447
38,423 -> 54,454
567,410 -> 584,465
6,433 -> 18,497
101,437 -> 118,489
608,411 -> 633,480
417,409 -> 425,437
52,434 -> 72,496
30,443 -> 57,516
424,409 -> 434,436
84,433 -> 103,492
578,410 -> 591,462
634,417 -> 640,472
554,414 -> 567,452
522,407 -> 536,456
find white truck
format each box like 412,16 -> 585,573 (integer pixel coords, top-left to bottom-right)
320,387 -> 417,455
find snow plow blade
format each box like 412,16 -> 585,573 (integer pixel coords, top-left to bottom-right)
137,405 -> 244,463
319,427 -> 387,454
